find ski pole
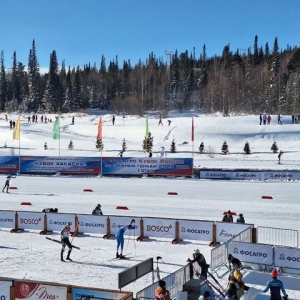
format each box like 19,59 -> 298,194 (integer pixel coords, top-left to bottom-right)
71,221 -> 79,244
126,226 -> 132,252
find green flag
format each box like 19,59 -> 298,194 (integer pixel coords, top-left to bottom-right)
53,117 -> 60,139
145,115 -> 149,139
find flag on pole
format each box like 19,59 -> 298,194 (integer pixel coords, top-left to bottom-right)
97,116 -> 102,140
145,115 -> 149,139
13,117 -> 20,140
191,117 -> 194,142
53,117 -> 60,139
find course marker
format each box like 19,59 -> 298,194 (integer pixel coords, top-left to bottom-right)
116,206 -> 129,210
21,202 -> 32,205
83,189 -> 93,192
168,192 -> 178,195
261,196 -> 273,199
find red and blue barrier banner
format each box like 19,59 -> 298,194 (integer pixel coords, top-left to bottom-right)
0,156 -> 19,172
20,156 -> 101,174
102,157 -> 193,176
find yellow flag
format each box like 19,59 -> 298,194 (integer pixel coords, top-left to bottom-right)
13,117 -> 20,140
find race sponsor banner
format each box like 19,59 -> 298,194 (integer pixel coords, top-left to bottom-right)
109,216 -> 140,236
20,156 -> 101,174
102,157 -> 193,176
72,287 -> 130,300
14,281 -> 67,300
178,220 -> 213,241
17,212 -> 44,231
0,156 -> 19,172
143,217 -> 175,238
77,214 -> 107,234
215,222 -> 253,243
274,246 -> 300,269
262,171 -> 300,180
0,281 -> 12,300
47,213 -> 76,232
0,211 -> 16,228
200,171 -> 260,180
228,241 -> 273,265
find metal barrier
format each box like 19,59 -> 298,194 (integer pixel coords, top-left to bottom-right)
257,226 -> 298,247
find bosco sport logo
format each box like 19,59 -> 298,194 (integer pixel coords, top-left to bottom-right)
20,217 -> 42,225
147,224 -> 172,233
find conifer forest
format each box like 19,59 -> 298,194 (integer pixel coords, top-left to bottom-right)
1,36 -> 300,115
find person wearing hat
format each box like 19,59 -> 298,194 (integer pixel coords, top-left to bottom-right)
92,204 -> 103,215
228,254 -> 243,271
222,210 -> 233,222
262,269 -> 288,300
155,280 -> 170,300
278,150 -> 284,164
60,224 -> 73,262
187,249 -> 209,279
236,213 -> 245,224
116,219 -> 137,259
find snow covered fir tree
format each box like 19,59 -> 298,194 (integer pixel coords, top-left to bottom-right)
244,141 -> 251,154
142,132 -> 153,155
221,141 -> 229,154
271,141 -> 278,153
68,140 -> 74,150
96,139 -> 104,151
170,138 -> 176,153
199,142 -> 204,153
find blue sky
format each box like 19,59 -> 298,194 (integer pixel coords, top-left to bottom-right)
1,0 -> 300,71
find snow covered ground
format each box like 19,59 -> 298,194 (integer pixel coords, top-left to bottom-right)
1,112 -> 300,299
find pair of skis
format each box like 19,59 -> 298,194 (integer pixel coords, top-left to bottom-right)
45,237 -> 81,250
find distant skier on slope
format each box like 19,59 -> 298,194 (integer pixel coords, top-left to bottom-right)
2,175 -> 15,193
60,224 -> 73,262
116,219 -> 137,259
278,150 -> 283,164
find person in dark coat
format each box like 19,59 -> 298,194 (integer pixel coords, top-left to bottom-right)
60,224 -> 73,262
187,249 -> 209,279
263,269 -> 288,300
222,210 -> 233,222
92,204 -> 103,215
155,280 -> 170,300
228,254 -> 243,271
236,213 -> 245,224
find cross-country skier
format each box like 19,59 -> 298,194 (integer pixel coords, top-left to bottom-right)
92,204 -> 103,215
2,175 -> 15,193
155,280 -> 170,300
60,224 -> 73,262
228,254 -> 243,271
262,269 -> 288,300
278,150 -> 283,164
187,249 -> 209,279
116,219 -> 136,259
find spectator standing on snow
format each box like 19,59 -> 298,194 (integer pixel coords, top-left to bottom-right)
2,175 -> 15,193
158,115 -> 163,126
267,115 -> 272,125
222,210 -> 233,222
72,116 -> 75,125
263,113 -> 267,125
259,114 -> 262,125
187,249 -> 209,279
168,120 -> 171,126
155,280 -> 170,300
236,213 -> 245,224
278,150 -> 283,164
60,224 -> 73,262
92,204 -> 103,215
9,120 -> 12,129
116,219 -> 136,259
112,115 -> 115,125
278,114 -> 282,125
263,269 -> 288,300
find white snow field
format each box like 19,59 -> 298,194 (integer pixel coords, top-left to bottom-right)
1,112 -> 300,299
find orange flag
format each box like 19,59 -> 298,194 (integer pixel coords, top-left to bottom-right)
191,117 -> 194,142
97,116 -> 102,140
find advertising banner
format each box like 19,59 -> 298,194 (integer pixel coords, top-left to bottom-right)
102,157 -> 193,176
20,156 -> 101,174
72,287 -> 130,300
17,212 -> 44,231
109,216 -> 140,236
274,247 -> 300,269
262,171 -> 300,180
14,282 -> 67,300
77,214 -> 107,234
228,241 -> 273,265
0,211 -> 16,229
0,156 -> 19,173
178,220 -> 213,241
0,281 -> 12,300
47,214 -> 76,232
143,217 -> 175,238
215,222 -> 253,243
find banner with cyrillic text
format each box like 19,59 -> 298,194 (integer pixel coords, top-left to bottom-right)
46,213 -> 76,232
77,214 -> 107,234
228,241 -> 273,265
274,246 -> 300,269
0,211 -> 16,228
0,156 -> 19,172
0,281 -> 12,300
215,222 -> 253,242
178,220 -> 213,241
109,216 -> 140,236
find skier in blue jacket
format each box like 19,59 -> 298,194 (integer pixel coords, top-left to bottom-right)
2,175 -> 15,193
263,269 -> 288,300
116,219 -> 137,259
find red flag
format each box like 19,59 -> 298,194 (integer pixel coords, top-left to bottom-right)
97,116 -> 102,140
191,117 -> 194,142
